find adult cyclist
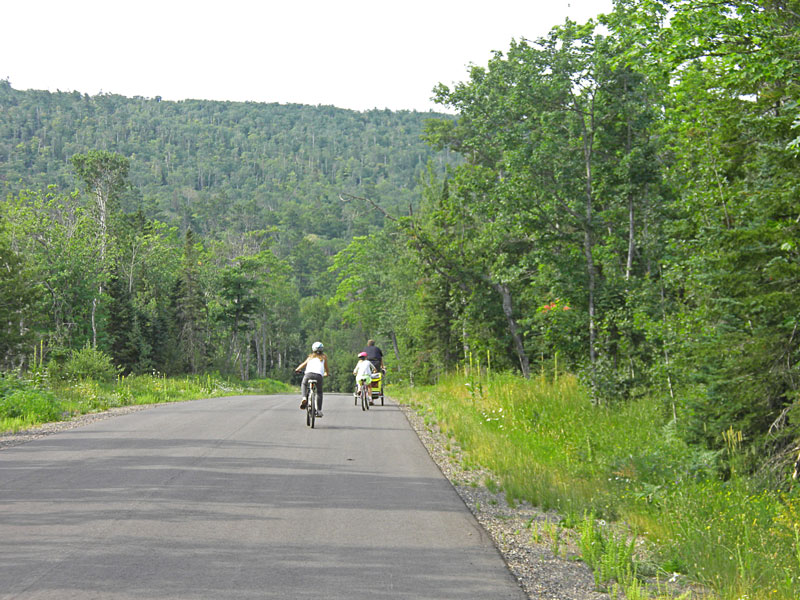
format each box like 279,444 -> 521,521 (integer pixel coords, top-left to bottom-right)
295,342 -> 329,417
362,339 -> 384,372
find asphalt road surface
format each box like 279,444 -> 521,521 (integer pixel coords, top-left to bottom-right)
1,394 -> 527,599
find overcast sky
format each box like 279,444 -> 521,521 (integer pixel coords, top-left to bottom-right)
3,0 -> 614,113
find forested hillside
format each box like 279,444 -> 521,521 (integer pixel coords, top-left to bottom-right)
0,80 -> 456,237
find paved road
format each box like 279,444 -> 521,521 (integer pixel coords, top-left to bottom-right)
0,394 -> 527,599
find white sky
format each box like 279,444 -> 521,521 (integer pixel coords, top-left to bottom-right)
2,0 -> 614,113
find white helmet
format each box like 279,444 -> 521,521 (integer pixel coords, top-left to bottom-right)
312,341 -> 324,352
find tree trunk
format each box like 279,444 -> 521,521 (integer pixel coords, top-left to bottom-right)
91,297 -> 98,348
625,80 -> 635,282
626,192 -> 635,281
495,282 -> 531,378
581,111 -> 598,393
261,329 -> 267,378
92,182 -> 109,349
255,325 -> 264,378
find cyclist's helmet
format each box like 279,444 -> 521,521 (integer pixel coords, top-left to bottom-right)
358,352 -> 368,358
312,341 -> 324,353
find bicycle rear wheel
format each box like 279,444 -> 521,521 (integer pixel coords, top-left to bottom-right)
310,388 -> 317,428
361,386 -> 368,411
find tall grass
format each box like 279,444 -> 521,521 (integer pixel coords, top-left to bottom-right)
0,371 -> 292,433
394,372 -> 800,600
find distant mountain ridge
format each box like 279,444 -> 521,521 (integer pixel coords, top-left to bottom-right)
0,80 -> 457,239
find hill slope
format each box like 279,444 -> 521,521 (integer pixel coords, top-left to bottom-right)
0,80 -> 457,239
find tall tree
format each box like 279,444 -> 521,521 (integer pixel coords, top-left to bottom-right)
330,229 -> 416,362
174,229 -> 208,374
70,150 -> 130,347
1,188 -> 100,353
0,219 -> 39,369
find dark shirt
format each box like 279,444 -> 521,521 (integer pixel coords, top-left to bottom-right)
363,345 -> 383,368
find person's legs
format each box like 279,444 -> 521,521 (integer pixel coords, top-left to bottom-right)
357,375 -> 371,402
315,373 -> 324,410
300,374 -> 309,408
300,373 -> 322,413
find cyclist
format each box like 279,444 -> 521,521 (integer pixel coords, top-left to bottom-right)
295,341 -> 329,417
362,339 -> 384,372
353,351 -> 375,404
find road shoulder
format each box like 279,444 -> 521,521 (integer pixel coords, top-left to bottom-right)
398,401 -> 610,600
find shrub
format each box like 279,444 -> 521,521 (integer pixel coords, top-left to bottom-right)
0,374 -> 62,424
0,388 -> 62,422
50,344 -> 120,383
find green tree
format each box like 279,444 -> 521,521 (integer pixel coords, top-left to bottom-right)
0,219 -> 39,368
105,270 -> 146,374
423,21 -> 666,391
70,150 -> 130,347
218,260 -> 259,379
1,188 -> 100,354
609,0 -> 800,472
248,250 -> 299,379
173,229 -> 208,374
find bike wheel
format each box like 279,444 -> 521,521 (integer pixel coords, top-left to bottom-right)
310,389 -> 317,428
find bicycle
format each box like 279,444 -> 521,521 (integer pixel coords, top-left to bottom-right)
306,379 -> 320,428
359,379 -> 370,411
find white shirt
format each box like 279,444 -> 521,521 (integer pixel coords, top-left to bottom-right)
354,360 -> 374,378
305,356 -> 326,376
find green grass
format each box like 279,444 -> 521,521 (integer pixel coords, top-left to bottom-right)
393,372 -> 800,600
0,371 -> 293,433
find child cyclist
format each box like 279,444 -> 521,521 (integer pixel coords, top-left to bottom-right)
353,351 -> 375,405
295,342 -> 329,417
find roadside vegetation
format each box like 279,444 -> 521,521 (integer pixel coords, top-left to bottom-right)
0,345 -> 292,433
395,370 -> 800,600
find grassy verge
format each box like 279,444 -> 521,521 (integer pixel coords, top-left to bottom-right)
0,371 -> 293,433
393,372 -> 800,600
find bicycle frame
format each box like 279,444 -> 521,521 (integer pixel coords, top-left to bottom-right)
360,379 -> 370,411
306,379 -> 319,428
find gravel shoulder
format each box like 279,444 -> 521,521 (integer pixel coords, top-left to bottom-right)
1,400 -> 609,600
397,402 -> 611,600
